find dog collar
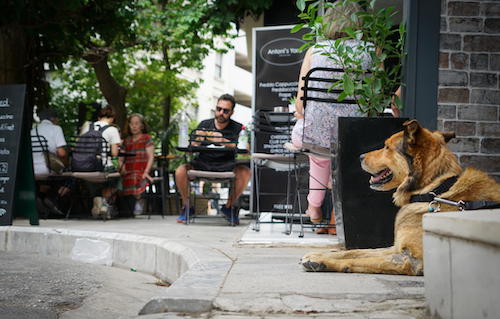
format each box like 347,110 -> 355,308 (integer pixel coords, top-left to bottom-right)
410,176 -> 458,203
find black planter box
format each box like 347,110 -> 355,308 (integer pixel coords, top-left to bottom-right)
333,117 -> 408,249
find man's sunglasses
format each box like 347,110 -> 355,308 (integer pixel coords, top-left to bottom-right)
216,106 -> 231,114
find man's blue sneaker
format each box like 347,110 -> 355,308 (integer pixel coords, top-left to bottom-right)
176,206 -> 195,224
221,206 -> 239,225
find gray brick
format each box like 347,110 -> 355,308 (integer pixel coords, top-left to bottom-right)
481,138 -> 500,154
439,88 -> 470,103
464,35 -> 500,52
481,3 -> 500,17
470,89 -> 500,104
450,52 -> 469,69
478,122 -> 500,137
437,119 -> 444,131
491,54 -> 500,71
449,17 -> 483,33
459,155 -> 500,172
471,53 -> 489,70
440,34 -> 462,51
440,52 -> 450,69
448,137 -> 480,153
441,17 -> 448,32
457,105 -> 498,121
441,0 -> 447,16
485,18 -> 500,34
443,120 -> 476,136
470,72 -> 498,88
439,70 -> 468,86
438,104 -> 457,120
449,2 -> 480,16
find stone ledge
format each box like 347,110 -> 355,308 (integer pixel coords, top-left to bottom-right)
422,209 -> 500,246
423,209 -> 500,319
0,226 -> 232,315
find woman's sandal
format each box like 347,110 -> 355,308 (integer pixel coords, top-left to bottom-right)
315,209 -> 337,235
315,225 -> 336,235
305,210 -> 323,223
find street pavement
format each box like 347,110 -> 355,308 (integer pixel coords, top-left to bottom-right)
4,215 -> 428,318
0,251 -> 163,319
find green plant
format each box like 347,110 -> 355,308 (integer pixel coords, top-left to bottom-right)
293,0 -> 405,117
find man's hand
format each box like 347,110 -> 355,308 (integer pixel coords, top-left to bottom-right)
206,131 -> 224,143
191,130 -> 208,146
142,172 -> 154,183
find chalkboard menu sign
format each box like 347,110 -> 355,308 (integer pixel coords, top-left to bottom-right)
0,85 -> 26,226
252,26 -> 308,213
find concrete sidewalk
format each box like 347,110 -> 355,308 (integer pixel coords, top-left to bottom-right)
4,215 -> 427,318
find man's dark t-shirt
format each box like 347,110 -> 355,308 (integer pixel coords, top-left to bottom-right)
190,119 -> 242,171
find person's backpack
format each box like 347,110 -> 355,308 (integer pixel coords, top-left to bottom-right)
71,123 -> 111,172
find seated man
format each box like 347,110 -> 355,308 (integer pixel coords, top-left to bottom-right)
31,109 -> 70,216
175,94 -> 251,224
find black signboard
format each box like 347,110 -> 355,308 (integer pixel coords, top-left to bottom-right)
252,26 -> 309,213
0,85 -> 27,225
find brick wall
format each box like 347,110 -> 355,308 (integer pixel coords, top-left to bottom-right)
439,0 -> 500,181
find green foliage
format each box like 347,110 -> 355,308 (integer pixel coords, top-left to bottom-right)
0,0 -> 137,69
50,50 -> 199,144
47,0 -> 270,141
294,0 -> 405,117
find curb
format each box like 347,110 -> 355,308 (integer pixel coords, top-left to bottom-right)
0,226 -> 232,314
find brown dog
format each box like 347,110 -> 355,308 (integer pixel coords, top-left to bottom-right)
301,120 -> 500,275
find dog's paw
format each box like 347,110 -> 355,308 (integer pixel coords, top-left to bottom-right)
301,253 -> 328,272
301,259 -> 327,272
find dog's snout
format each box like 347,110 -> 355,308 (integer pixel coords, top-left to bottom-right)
359,153 -> 365,162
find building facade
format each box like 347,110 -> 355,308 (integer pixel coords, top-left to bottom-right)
182,33 -> 253,127
438,0 -> 500,181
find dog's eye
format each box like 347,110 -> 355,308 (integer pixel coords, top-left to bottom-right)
384,146 -> 389,150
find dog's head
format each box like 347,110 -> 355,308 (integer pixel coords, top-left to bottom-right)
360,120 -> 459,193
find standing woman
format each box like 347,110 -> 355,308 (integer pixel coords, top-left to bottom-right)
119,114 -> 154,217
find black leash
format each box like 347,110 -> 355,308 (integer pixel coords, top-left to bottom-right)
409,175 -> 500,212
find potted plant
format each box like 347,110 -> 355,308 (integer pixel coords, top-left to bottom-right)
294,0 -> 408,249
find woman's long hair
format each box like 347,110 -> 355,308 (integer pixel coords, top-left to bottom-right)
323,1 -> 362,40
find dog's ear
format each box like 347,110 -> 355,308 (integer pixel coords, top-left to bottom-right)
403,120 -> 421,145
441,131 -> 455,143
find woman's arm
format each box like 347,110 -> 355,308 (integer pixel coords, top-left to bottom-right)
391,86 -> 401,117
295,47 -> 313,119
142,144 -> 155,182
118,140 -> 126,174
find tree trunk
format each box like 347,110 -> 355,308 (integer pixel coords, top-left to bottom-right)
0,26 -> 28,85
84,51 -> 128,129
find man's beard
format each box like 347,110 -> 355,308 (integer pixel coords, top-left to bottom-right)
216,115 -> 229,123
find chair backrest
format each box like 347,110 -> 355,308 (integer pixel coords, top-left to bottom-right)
31,134 -> 49,154
299,67 -> 360,156
188,128 -> 235,148
252,109 -> 295,155
301,67 -> 358,109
